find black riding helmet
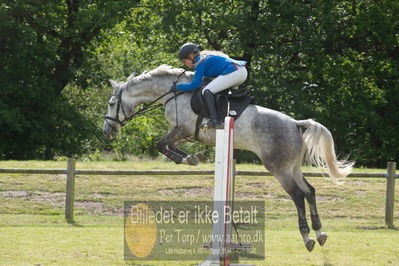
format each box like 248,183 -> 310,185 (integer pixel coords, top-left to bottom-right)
178,43 -> 199,60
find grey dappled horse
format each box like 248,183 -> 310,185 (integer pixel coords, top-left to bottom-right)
103,64 -> 353,252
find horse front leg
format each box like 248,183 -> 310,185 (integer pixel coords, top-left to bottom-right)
168,144 -> 208,163
157,127 -> 199,165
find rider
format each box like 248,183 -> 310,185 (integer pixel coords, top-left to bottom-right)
174,43 -> 247,129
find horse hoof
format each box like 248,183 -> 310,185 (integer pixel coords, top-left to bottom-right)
305,239 -> 315,252
194,153 -> 208,162
183,155 -> 199,166
317,232 -> 327,246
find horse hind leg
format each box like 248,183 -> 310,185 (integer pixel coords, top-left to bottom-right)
274,172 -> 316,252
291,186 -> 316,252
293,167 -> 328,246
303,179 -> 328,246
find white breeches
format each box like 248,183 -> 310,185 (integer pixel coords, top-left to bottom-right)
202,65 -> 248,95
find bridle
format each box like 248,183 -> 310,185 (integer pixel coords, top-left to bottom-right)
104,89 -> 174,132
104,70 -> 186,132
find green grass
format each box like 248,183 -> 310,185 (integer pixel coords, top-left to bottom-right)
0,160 -> 398,265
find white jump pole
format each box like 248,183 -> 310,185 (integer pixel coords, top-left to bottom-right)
200,116 -> 234,266
201,117 -> 253,266
212,116 -> 235,265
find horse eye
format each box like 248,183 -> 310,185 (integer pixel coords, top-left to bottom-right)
109,102 -> 115,107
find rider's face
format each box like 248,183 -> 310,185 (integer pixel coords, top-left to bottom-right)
182,53 -> 196,68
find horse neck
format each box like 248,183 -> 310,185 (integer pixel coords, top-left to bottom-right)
123,76 -> 175,107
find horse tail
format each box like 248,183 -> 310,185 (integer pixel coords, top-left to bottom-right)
295,119 -> 354,181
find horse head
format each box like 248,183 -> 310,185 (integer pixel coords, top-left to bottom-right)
103,65 -> 188,138
103,80 -> 133,138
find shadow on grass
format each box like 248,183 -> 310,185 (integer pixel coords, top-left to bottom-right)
66,219 -> 84,227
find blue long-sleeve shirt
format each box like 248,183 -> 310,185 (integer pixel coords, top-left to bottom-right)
176,55 -> 246,92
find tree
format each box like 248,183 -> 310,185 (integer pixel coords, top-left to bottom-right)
0,0 -> 139,159
3,0 -> 397,167
252,0 -> 399,167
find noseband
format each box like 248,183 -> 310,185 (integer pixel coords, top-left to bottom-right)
104,89 -> 128,127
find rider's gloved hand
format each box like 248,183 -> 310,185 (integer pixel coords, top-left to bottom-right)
170,82 -> 177,92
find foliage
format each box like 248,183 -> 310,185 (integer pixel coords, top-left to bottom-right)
0,0 -> 139,159
111,110 -> 167,159
257,0 -> 399,167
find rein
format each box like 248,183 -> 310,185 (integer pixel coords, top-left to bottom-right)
104,70 -> 186,130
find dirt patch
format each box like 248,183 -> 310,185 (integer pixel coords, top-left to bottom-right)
0,190 -> 66,204
0,190 -> 32,197
157,187 -> 288,201
158,189 -> 177,196
183,187 -> 212,197
349,181 -> 370,196
357,226 -> 393,230
353,190 -> 367,196
262,193 -> 291,201
158,187 -> 213,197
0,190 -> 121,215
316,195 -> 345,202
32,192 -> 66,206
75,201 -> 122,216
235,192 -> 344,202
235,191 -> 264,199
349,180 -> 371,186
90,193 -> 111,199
246,182 -> 267,189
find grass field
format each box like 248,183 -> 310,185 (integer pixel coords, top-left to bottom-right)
0,159 -> 398,265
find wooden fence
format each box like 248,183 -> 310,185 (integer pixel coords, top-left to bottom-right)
0,159 -> 397,228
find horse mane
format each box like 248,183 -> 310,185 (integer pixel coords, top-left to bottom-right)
125,64 -> 194,88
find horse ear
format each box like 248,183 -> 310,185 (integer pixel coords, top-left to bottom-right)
127,72 -> 136,81
109,80 -> 119,89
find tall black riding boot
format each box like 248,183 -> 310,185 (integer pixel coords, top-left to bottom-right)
201,90 -> 223,129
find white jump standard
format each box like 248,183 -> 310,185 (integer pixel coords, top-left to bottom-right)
200,117 -> 254,266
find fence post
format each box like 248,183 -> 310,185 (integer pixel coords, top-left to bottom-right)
385,162 -> 396,229
65,158 -> 76,222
